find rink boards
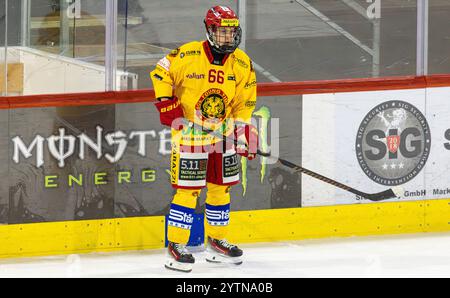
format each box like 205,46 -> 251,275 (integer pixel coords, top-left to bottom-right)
0,198 -> 449,258
0,75 -> 449,258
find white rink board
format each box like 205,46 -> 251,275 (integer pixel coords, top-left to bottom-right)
425,87 -> 450,199
301,87 -> 446,207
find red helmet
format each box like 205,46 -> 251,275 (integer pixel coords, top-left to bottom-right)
204,6 -> 242,54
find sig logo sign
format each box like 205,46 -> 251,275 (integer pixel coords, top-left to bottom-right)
356,100 -> 431,186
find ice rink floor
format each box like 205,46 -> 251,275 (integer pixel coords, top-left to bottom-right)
1,232 -> 450,278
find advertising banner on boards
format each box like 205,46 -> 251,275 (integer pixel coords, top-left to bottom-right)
6,86 -> 450,223
302,87 -> 450,207
7,95 -> 302,224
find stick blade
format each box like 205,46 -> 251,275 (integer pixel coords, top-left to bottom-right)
364,187 -> 403,201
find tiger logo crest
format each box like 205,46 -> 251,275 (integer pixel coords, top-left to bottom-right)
196,88 -> 228,122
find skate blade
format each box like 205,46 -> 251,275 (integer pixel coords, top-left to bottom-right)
205,251 -> 243,265
165,259 -> 193,273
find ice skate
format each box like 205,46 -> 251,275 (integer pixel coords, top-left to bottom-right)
165,242 -> 195,273
205,237 -> 243,265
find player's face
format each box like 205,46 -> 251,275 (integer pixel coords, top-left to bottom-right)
214,27 -> 235,46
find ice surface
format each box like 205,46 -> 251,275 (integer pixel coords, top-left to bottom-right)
1,233 -> 450,278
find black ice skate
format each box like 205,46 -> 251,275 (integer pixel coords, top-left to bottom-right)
165,242 -> 195,273
206,237 -> 243,265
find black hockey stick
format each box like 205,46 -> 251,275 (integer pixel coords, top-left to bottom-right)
260,153 -> 402,201
185,120 -> 402,202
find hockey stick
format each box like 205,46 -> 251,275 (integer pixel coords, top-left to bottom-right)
184,120 -> 403,202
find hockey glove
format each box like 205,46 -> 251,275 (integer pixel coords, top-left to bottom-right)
235,123 -> 259,160
154,96 -> 184,129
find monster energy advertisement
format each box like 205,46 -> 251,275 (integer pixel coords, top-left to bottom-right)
5,96 -> 302,224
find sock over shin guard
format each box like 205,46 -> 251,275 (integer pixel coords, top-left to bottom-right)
205,183 -> 231,240
167,189 -> 200,244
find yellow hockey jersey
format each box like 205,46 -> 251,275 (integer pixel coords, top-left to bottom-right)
150,41 -> 257,145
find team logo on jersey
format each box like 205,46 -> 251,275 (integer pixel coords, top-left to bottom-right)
244,80 -> 256,89
233,55 -> 249,69
157,57 -> 171,71
355,100 -> 431,186
195,88 -> 228,122
245,100 -> 256,108
180,50 -> 201,59
186,72 -> 205,80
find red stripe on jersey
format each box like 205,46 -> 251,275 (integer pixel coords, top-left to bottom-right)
221,53 -> 230,65
203,41 -> 214,64
202,41 -> 229,66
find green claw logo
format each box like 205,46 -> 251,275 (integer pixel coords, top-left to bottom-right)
241,106 -> 271,196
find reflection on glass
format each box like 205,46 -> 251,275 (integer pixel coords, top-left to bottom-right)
30,0 -> 106,62
0,1 -> 447,94
244,0 -> 418,82
2,0 -> 113,95
0,0 -> 22,96
116,0 -> 237,90
0,0 -> 6,96
116,0 -> 422,89
428,1 -> 450,75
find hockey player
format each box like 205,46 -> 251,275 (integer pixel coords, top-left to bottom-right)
150,5 -> 258,273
